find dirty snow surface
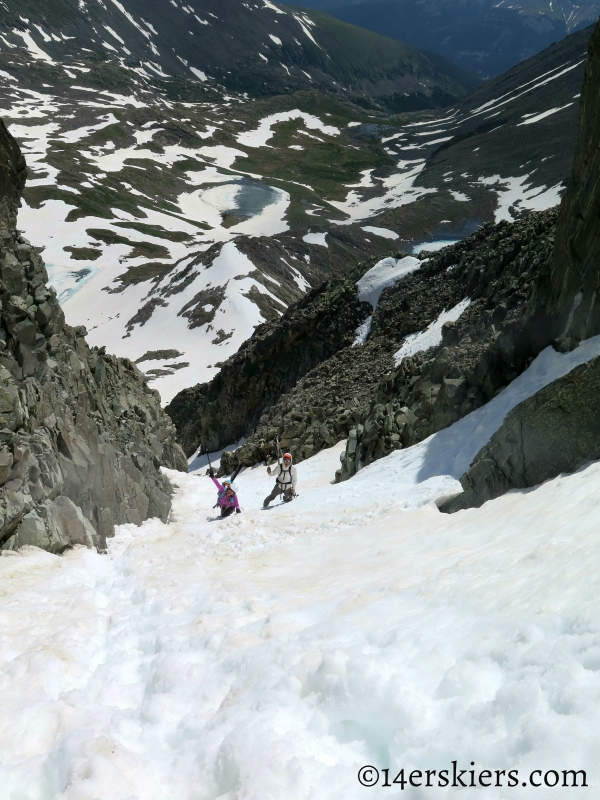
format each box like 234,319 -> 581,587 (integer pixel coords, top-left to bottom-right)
3,341 -> 600,798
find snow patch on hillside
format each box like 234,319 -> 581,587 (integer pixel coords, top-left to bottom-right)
12,29 -> 55,63
302,231 -> 328,247
467,58 -> 585,120
331,159 -> 436,223
394,298 -> 471,365
357,255 -> 420,310
479,174 -> 564,222
352,314 -> 372,346
517,102 -> 574,125
237,110 -> 340,148
361,225 -> 398,239
65,241 -> 282,402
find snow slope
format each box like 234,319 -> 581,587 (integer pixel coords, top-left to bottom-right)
2,338 -> 600,798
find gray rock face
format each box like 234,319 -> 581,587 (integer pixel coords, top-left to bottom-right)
439,21 -> 600,513
0,122 -> 187,554
213,208 -> 557,478
0,231 -> 188,554
0,118 -> 26,233
441,356 -> 600,513
549,20 -> 600,347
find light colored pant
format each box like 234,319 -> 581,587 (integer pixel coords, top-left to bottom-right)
263,484 -> 294,506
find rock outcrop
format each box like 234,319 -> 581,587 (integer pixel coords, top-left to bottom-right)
437,20 -> 600,512
441,356 -> 600,513
0,119 -> 25,232
335,210 -> 556,481
169,205 -> 559,478
0,120 -> 187,553
549,20 -> 600,348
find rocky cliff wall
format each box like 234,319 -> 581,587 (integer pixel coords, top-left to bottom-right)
549,19 -> 600,348
0,122 -> 187,553
0,119 -> 25,232
436,18 -> 600,512
441,356 -> 600,513
169,206 -> 558,478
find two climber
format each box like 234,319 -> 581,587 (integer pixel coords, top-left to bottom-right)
204,439 -> 298,515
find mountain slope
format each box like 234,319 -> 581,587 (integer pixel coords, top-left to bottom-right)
0,4 -> 591,406
270,22 -> 589,259
168,207 -> 559,472
440,17 -> 600,511
0,0 -> 477,110
167,24 -> 600,476
292,0 -> 600,78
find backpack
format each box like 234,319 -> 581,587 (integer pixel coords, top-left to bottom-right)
276,466 -> 293,487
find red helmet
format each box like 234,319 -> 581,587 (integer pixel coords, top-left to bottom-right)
283,453 -> 292,461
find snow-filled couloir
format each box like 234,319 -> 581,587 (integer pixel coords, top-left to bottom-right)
2,336 -> 600,797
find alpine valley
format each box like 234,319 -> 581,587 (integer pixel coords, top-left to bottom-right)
0,0 -> 591,406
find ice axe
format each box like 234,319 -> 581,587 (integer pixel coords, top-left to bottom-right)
230,462 -> 243,482
204,446 -> 214,476
206,444 -> 243,482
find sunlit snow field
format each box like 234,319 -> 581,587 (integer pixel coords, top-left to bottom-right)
2,341 -> 600,798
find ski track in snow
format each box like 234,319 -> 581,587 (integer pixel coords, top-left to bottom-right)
3,338 -> 600,797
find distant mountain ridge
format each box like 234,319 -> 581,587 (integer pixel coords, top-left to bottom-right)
291,0 -> 600,77
0,0 -> 478,111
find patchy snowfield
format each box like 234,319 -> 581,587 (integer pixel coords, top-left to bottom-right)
2,339 -> 600,798
0,25 -> 585,405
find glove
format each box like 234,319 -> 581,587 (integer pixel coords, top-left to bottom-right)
209,468 -> 214,477
236,508 -> 241,514
267,466 -> 271,475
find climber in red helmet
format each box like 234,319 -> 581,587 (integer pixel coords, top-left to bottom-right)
264,450 -> 297,507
